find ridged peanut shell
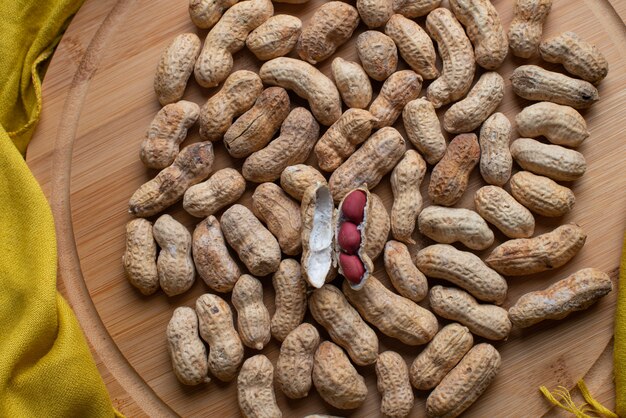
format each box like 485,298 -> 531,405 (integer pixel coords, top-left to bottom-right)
376,351 -> 414,418
508,0 -> 552,58
153,215 -> 195,297
232,275 -> 271,350
246,14 -> 302,61
384,240 -> 428,302
237,355 -> 281,418
331,57 -> 373,109
509,171 -> 576,217
474,186 -> 535,238
271,259 -> 307,342
479,112 -> 512,186
123,218 -> 158,295
393,0 -> 440,17
167,307 -> 210,385
403,98 -> 446,165
418,206 -> 494,250
391,150 -> 427,244
280,165 -> 327,202
515,102 -> 589,148
369,70 -> 423,128
276,323 -> 320,399
385,14 -> 438,79
188,0 -> 238,29
154,33 -> 201,106
510,137 -> 587,181
356,30 -> 398,81
540,31 -> 608,84
183,168 -> 246,218
357,0 -> 394,28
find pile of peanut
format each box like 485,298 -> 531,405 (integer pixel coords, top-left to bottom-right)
123,0 -> 613,416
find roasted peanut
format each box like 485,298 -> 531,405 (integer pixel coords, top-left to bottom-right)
343,276 -> 439,345
252,182 -> 302,256
189,0 -> 238,29
237,355 -> 281,418
478,112 -> 512,186
510,65 -> 599,109
362,192 -> 390,261
357,0 -> 393,28
510,171 -> 576,217
331,57 -> 373,109
509,268 -> 613,328
410,323 -> 473,390
416,244 -> 507,304
510,137 -> 587,181
223,87 -> 290,158
516,102 -> 589,148
140,100 -> 200,169
243,107 -> 319,183
153,215 -> 195,296
429,286 -> 511,340
403,98 -> 446,165
297,2 -> 360,64
376,351 -> 414,418
486,223 -> 587,276
540,31 -> 608,84
392,0 -> 440,18
260,57 -> 342,126
280,165 -> 327,202
369,70 -> 423,128
426,8 -> 475,107
474,186 -> 535,238
194,0 -> 273,88
123,218 -> 158,295
129,141 -> 214,217
232,275 -> 271,350
198,70 -> 263,141
196,293 -> 244,381
508,0 -> 552,58
167,307 -> 210,385
428,133 -> 480,207
385,14 -> 438,79
183,168 -> 246,218
384,240 -> 428,303
192,215 -> 241,293
426,343 -> 501,418
221,204 -> 281,276
154,33 -> 201,106
390,151 -> 426,244
312,342 -> 368,410
443,72 -> 504,134
356,31 -> 398,81
276,323 -> 320,399
418,206 -> 494,251
271,259 -> 307,342
246,15 -> 302,61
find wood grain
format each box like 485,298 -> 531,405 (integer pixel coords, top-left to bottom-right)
27,0 -> 626,416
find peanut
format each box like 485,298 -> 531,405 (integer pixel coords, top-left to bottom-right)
357,0 -> 393,28
362,192 -> 390,261
260,57 -> 342,126
474,186 -> 535,238
309,284 -> 379,366
515,102 -> 589,148
314,109 -> 377,172
385,14 -> 438,79
237,355 -> 282,418
443,71 -> 504,134
510,171 -> 576,217
129,141 -> 214,217
342,276 -> 439,345
508,0 -> 552,58
416,244 -> 507,304
510,137 -> 587,181
384,240 -> 428,304
376,351 -> 414,418
198,70 -> 263,141
402,98 -> 446,165
123,219 -> 158,295
418,206 -> 494,251
251,182 -> 302,256
192,215 -> 241,293
140,100 -> 200,169
153,215 -> 195,297
232,274 -> 271,350
392,0 -> 440,18
509,268 -> 613,328
223,87 -> 290,158
426,344 -> 501,418
276,323 -> 320,399
188,0 -> 238,29
196,293 -> 244,381
183,168 -> 246,218
428,133 -> 480,207
246,15 -> 302,61
331,57 -> 373,109
429,286 -> 512,340
510,65 -> 599,109
194,0 -> 273,88
221,204 -> 281,276
478,112 -> 512,186
271,259 -> 307,342
297,2 -> 360,64
410,323 -> 473,390
243,107 -> 320,183
154,33 -> 201,106
390,150 -> 427,244
280,165 -> 327,202
312,342 -> 368,410
486,223 -> 587,276
369,70 -> 423,128
356,30 -> 398,81
167,307 -> 210,385
425,7 -> 475,107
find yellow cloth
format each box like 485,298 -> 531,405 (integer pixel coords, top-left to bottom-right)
616,232 -> 626,416
0,0 -> 122,416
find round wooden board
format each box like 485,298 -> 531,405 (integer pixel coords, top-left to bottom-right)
27,0 -> 626,416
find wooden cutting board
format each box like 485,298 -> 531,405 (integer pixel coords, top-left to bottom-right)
27,0 -> 626,416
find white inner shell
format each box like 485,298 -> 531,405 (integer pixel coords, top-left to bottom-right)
307,186 -> 334,288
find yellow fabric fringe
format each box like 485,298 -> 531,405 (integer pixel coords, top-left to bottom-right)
540,380 -> 619,418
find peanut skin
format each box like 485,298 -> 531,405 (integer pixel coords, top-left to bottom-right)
123,218 -> 158,295
509,171 -> 576,217
153,215 -> 195,297
183,168 -> 246,218
154,33 -> 201,106
508,0 -> 552,58
246,14 -> 302,61
385,14 -> 438,79
356,30 -> 398,81
271,259 -> 307,342
280,165 -> 327,202
478,112 -> 512,186
510,137 -> 587,181
237,355 -> 282,418
418,206 -> 494,251
515,102 -> 589,148
167,307 -> 210,385
540,31 -> 608,84
232,274 -> 271,350
331,57 -> 373,109
189,0 -> 238,29
276,323 -> 320,399
376,351 -> 414,418
390,150 -> 427,244
474,186 -> 535,238
369,70 -> 423,128
403,98 -> 446,165
384,240 -> 428,303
